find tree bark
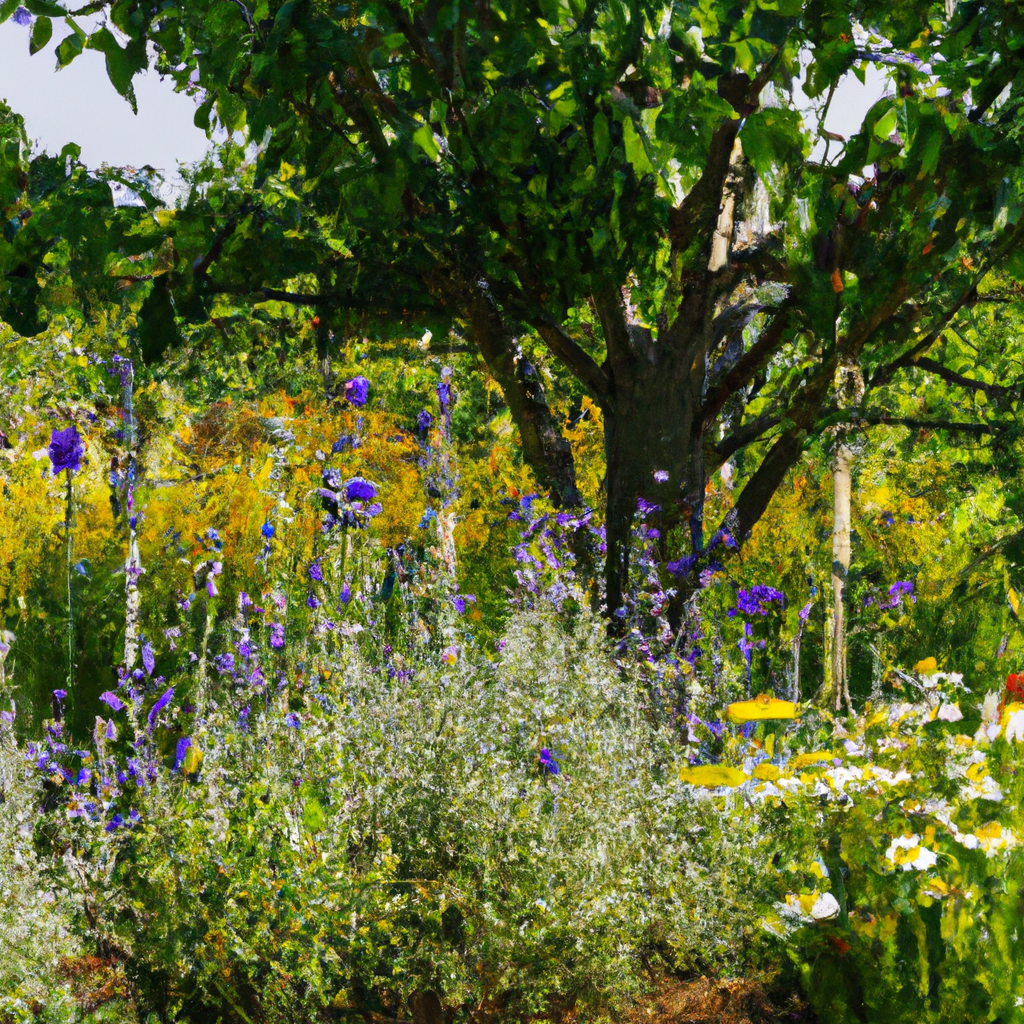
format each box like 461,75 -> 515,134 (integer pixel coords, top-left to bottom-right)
830,440 -> 852,713
462,285 -> 582,509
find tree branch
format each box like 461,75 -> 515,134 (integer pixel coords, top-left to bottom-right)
531,318 -> 610,404
701,299 -> 794,430
708,413 -> 781,469
852,413 -> 996,436
909,357 -> 1012,398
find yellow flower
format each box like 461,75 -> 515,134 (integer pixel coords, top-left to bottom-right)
914,656 -> 938,674
725,693 -> 798,723
679,765 -> 748,788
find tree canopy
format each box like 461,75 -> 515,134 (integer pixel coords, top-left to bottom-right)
4,0 -> 1024,612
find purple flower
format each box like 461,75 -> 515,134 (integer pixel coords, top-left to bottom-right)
270,622 -> 285,649
539,748 -> 560,775
99,691 -> 124,711
142,641 -> 155,677
48,425 -> 85,475
887,580 -> 915,607
307,592 -> 320,609
653,470 -> 669,483
174,736 -> 192,770
417,409 -> 433,432
12,8 -> 32,26
345,477 -> 377,502
284,712 -> 301,729
344,376 -> 370,406
53,688 -> 67,701
667,554 -> 698,577
105,719 -> 117,741
736,585 -> 785,616
799,600 -> 813,621
147,687 -> 174,731
340,581 -> 351,604
261,521 -> 275,539
214,652 -> 235,675
207,577 -> 218,598
452,596 -> 466,614
105,814 -> 124,832
308,561 -> 323,582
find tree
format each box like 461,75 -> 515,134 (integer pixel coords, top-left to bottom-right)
5,0 -> 1024,616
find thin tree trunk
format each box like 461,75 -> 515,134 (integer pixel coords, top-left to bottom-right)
831,441 -> 852,713
121,359 -> 142,670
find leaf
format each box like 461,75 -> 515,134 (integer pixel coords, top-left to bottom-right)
412,124 -> 440,162
873,107 -> 899,140
24,0 -> 64,15
29,15 -> 51,55
592,111 -> 610,165
622,117 -> 654,175
303,795 -> 326,832
86,27 -> 146,112
56,28 -> 84,67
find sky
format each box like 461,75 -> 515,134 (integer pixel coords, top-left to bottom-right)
0,18 -> 210,177
0,15 -> 890,184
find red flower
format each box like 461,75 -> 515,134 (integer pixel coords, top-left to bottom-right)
1007,673 -> 1024,702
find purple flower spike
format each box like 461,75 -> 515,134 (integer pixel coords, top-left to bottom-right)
270,622 -> 285,649
48,425 -> 85,475
452,596 -> 466,614
539,748 -> 560,776
417,409 -> 433,432
142,641 -> 155,677
345,477 -> 377,502
99,691 -> 125,711
147,687 -> 174,731
174,736 -> 192,770
308,561 -> 323,582
344,376 -> 370,406
53,689 -> 67,701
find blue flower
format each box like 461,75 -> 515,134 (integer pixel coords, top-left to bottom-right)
146,687 -> 174,731
308,561 -> 323,582
539,748 -> 560,776
270,623 -> 285,649
344,376 -> 370,406
12,7 -> 32,27
345,477 -> 378,502
261,522 -> 275,539
284,712 -> 301,729
174,736 -> 192,770
417,409 -> 433,432
99,691 -> 124,712
53,688 -> 67,701
142,641 -> 155,677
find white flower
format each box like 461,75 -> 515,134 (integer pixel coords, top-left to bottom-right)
937,702 -> 963,722
1005,709 -> 1024,743
885,834 -> 938,871
811,892 -> 840,920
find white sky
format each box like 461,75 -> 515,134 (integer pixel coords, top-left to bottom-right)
0,18 -> 210,176
0,15 -> 891,183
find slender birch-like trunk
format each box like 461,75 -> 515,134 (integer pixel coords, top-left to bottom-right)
121,359 -> 143,670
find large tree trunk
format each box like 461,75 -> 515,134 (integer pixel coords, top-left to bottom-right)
600,305 -> 708,617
